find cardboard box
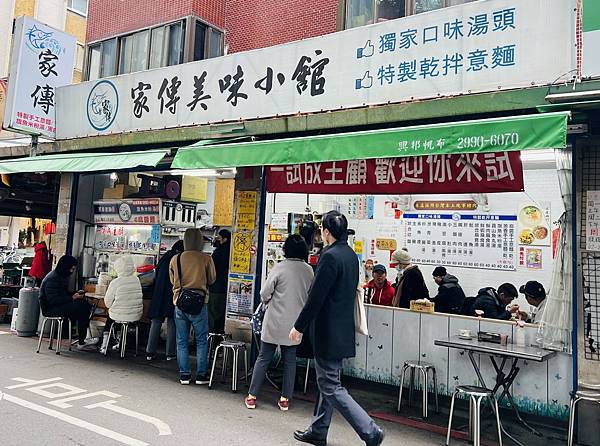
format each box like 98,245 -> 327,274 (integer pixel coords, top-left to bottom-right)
115,173 -> 140,187
103,184 -> 139,199
409,300 -> 435,313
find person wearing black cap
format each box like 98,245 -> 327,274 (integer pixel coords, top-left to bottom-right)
39,255 -> 95,350
209,228 -> 231,334
431,266 -> 466,315
365,264 -> 395,307
519,281 -> 547,324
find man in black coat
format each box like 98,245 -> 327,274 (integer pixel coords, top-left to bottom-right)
39,255 -> 94,350
209,229 -> 231,333
290,211 -> 384,446
470,283 -> 519,320
431,266 -> 466,314
146,240 -> 184,360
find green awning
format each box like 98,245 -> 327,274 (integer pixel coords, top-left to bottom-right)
0,149 -> 169,174
172,112 -> 569,169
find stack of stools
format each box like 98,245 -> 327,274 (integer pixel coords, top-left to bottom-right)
209,340 -> 248,392
446,385 -> 503,446
397,360 -> 439,418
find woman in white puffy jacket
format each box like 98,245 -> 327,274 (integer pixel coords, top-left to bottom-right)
99,255 -> 143,354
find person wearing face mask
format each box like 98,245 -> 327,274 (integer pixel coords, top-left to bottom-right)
290,210 -> 385,446
391,249 -> 429,308
209,228 -> 231,334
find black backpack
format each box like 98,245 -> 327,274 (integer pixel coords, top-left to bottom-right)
460,295 -> 477,316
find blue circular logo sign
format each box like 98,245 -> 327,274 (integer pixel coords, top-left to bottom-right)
87,80 -> 119,131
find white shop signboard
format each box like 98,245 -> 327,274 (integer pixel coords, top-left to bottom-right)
55,0 -> 576,140
404,213 -> 517,271
3,17 -> 76,138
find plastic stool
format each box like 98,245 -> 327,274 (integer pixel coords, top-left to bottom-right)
37,317 -> 71,355
397,360 -> 439,418
568,382 -> 600,446
209,340 -> 248,392
446,385 -> 503,446
105,321 -> 139,358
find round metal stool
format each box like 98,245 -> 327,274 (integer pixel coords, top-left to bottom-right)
105,320 -> 139,358
446,385 -> 502,446
397,360 -> 439,418
37,316 -> 72,355
208,340 -> 248,392
568,382 -> 600,446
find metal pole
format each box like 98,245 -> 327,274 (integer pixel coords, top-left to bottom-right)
30,135 -> 38,157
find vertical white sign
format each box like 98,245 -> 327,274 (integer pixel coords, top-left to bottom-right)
586,191 -> 600,251
2,16 -> 76,139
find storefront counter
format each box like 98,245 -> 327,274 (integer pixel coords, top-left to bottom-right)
342,304 -> 572,421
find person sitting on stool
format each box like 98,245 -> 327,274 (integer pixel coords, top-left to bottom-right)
39,255 -> 95,351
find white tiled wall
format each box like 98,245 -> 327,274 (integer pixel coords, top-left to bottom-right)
342,306 -> 573,421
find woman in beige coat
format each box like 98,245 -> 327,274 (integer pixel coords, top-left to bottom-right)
245,234 -> 313,411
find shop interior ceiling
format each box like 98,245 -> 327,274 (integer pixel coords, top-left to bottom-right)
0,173 -> 58,219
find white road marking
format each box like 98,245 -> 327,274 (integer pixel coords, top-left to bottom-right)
2,392 -> 148,446
27,382 -> 87,399
49,390 -> 122,409
0,331 -> 9,334
6,377 -> 64,389
86,400 -> 173,436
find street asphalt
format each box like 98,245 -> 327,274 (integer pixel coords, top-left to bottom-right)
0,326 -> 453,446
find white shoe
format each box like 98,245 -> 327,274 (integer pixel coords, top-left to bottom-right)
75,343 -> 96,352
84,337 -> 99,345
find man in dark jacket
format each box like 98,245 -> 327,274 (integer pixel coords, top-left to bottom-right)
146,240 -> 184,361
470,283 -> 519,320
209,228 -> 231,334
431,266 -> 466,314
290,211 -> 384,446
39,255 -> 94,350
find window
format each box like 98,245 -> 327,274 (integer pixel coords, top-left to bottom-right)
67,0 -> 88,16
75,43 -> 85,72
192,20 -> 224,61
345,0 -> 476,28
84,18 -> 224,80
119,30 -> 149,74
86,38 -> 117,80
149,21 -> 186,69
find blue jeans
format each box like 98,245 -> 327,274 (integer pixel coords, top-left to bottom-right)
174,306 -> 208,378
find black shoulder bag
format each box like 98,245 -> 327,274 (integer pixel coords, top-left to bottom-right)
176,254 -> 206,315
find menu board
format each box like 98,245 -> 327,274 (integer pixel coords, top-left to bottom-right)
586,191 -> 600,251
403,213 -> 517,271
94,224 -> 160,254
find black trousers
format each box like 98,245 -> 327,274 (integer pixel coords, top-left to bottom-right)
45,300 -> 92,344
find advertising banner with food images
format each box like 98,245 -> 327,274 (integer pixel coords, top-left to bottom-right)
517,203 -> 551,246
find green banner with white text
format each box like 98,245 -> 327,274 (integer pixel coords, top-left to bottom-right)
172,112 -> 569,170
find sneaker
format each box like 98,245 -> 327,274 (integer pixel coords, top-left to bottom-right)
245,395 -> 256,409
166,355 -> 176,361
278,398 -> 289,411
146,354 -> 156,361
75,343 -> 96,352
84,337 -> 99,345
179,376 -> 191,385
195,375 -> 210,385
